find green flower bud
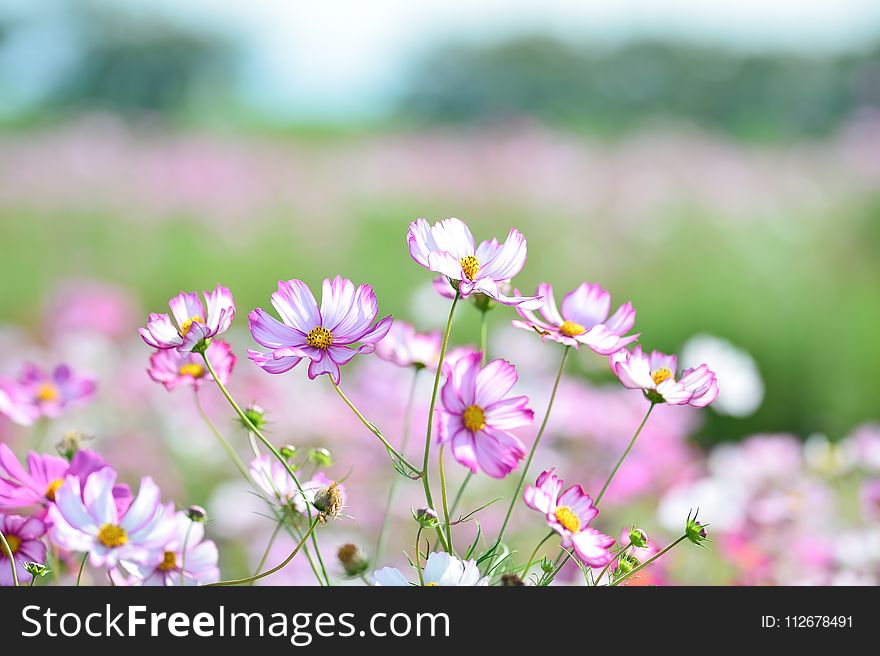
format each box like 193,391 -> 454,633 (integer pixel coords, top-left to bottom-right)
685,509 -> 710,546
413,507 -> 439,529
241,404 -> 268,431
23,561 -> 51,578
337,543 -> 369,577
56,431 -> 90,461
280,445 -> 298,460
185,505 -> 208,523
540,557 -> 554,574
628,527 -> 649,548
308,447 -> 334,468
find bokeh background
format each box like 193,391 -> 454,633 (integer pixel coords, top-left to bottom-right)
1,0 -> 879,585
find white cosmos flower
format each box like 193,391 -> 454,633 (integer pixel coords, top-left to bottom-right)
373,552 -> 488,586
681,333 -> 763,417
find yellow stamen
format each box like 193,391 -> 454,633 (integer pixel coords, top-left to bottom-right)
36,383 -> 60,403
559,321 -> 586,337
306,326 -> 333,350
97,524 -> 128,548
3,534 -> 21,555
460,255 -> 480,281
462,405 -> 486,432
424,582 -> 439,587
178,363 -> 205,378
179,316 -> 204,337
554,506 -> 581,534
45,479 -> 64,501
651,368 -> 673,386
158,551 -> 177,572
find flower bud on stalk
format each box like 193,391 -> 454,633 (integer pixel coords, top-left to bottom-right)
413,507 -> 439,529
629,527 -> 649,548
313,482 -> 344,524
56,431 -> 89,461
337,544 -> 369,577
23,562 -> 51,579
185,505 -> 208,523
308,447 -> 334,468
241,404 -> 268,431
685,509 -> 710,546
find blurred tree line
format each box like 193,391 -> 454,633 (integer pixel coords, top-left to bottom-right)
398,36 -> 880,138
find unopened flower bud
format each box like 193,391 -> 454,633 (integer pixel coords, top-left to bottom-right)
629,527 -> 648,548
685,509 -> 710,546
313,482 -> 344,523
470,293 -> 496,313
23,561 -> 51,578
540,557 -> 554,574
308,447 -> 333,467
280,445 -> 298,460
501,573 -> 524,586
616,553 -> 639,576
241,404 -> 267,431
56,431 -> 89,461
337,543 -> 369,577
185,505 -> 208,523
413,507 -> 439,529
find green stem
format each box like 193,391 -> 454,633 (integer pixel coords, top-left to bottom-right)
374,368 -> 420,565
31,418 -> 49,452
75,553 -> 88,586
522,531 -> 555,578
310,532 -> 331,586
438,445 -> 453,553
415,526 -> 425,586
479,309 -> 490,366
253,520 -> 284,583
595,403 -> 655,505
208,519 -> 319,586
593,542 -> 632,586
0,528 -> 20,587
495,345 -> 570,547
330,380 -> 420,475
422,291 -> 460,552
193,390 -> 250,482
611,535 -> 687,586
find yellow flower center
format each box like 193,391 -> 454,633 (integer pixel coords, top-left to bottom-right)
179,316 -> 204,337
97,524 -> 128,548
36,383 -> 60,402
424,581 -> 438,586
3,534 -> 21,555
554,505 -> 581,534
158,551 -> 177,572
651,368 -> 673,386
559,321 -> 586,337
462,405 -> 486,432
460,255 -> 480,281
45,479 -> 64,501
178,363 -> 205,378
306,326 -> 333,350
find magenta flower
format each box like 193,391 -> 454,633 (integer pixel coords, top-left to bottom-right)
513,282 -> 638,355
248,277 -> 392,385
375,320 -> 442,371
0,514 -> 47,586
148,339 -> 236,391
0,444 -> 130,518
524,469 -> 615,567
127,511 -> 219,586
435,351 -> 533,478
49,469 -> 174,568
0,364 -> 96,426
610,346 -> 719,407
408,217 -> 542,309
139,285 -> 235,353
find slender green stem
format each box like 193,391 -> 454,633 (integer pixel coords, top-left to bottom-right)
375,368 -> 420,565
75,553 -> 88,586
593,542 -> 632,586
310,532 -> 331,586
611,535 -> 687,586
422,291 -> 460,552
448,473 -> 473,518
0,528 -> 20,587
330,380 -> 419,475
29,575 -> 36,587
199,350 -> 329,583
495,346 -> 571,547
179,520 -> 195,587
438,445 -> 453,553
595,403 -> 655,505
208,519 -> 319,586
31,418 -> 49,452
193,390 -> 250,481
522,531 -> 555,578
479,309 -> 490,366
415,526 -> 425,586
253,520 -> 284,583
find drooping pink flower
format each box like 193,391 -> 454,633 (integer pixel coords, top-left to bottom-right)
147,339 -> 235,391
139,285 -> 235,353
0,364 -> 96,426
524,469 -> 615,567
408,217 -> 543,309
0,444 -> 130,517
610,346 -> 719,407
513,282 -> 638,355
374,321 -> 442,370
0,514 -> 47,586
50,469 -> 174,568
248,277 -> 392,385
127,511 -> 220,586
435,352 -> 533,478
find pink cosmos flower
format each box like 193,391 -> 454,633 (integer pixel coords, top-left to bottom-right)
513,282 -> 638,355
375,321 -> 442,370
139,285 -> 235,353
610,346 -> 719,407
248,277 -> 392,385
435,351 -> 533,478
127,511 -> 220,586
147,339 -> 236,391
524,469 -> 615,567
249,454 -> 345,514
0,514 -> 47,586
407,217 -> 542,309
0,444 -> 131,517
0,364 -> 96,426
50,469 -> 174,568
